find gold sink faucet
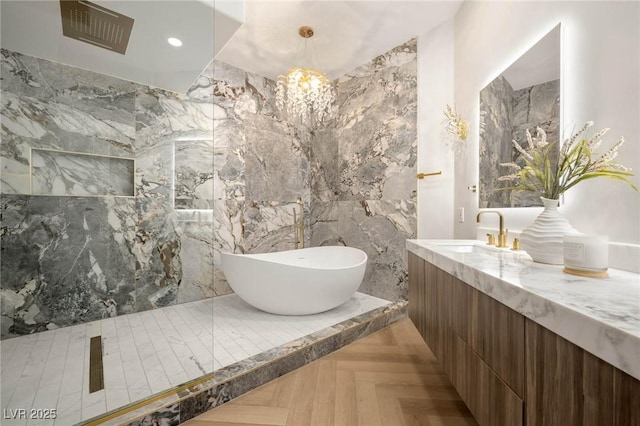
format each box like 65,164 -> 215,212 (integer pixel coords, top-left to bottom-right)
293,197 -> 305,249
477,210 -> 508,248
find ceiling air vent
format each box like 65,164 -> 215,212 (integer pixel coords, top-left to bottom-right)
60,0 -> 134,55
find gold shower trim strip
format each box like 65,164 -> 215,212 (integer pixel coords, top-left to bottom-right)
82,373 -> 215,425
417,170 -> 442,179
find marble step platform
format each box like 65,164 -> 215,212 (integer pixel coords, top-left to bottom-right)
82,297 -> 407,426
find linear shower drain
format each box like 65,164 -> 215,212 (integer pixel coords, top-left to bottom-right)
89,336 -> 104,393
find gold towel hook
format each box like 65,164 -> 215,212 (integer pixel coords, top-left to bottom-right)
417,171 -> 442,179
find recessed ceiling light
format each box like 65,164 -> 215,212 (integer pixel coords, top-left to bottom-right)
168,37 -> 183,47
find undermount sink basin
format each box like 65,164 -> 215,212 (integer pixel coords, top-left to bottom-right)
431,241 -> 510,254
437,244 -> 482,253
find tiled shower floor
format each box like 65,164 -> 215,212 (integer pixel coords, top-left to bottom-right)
0,292 -> 390,425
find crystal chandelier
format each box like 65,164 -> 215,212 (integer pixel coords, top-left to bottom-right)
275,26 -> 336,127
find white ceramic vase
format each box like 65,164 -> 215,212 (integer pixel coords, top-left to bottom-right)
519,197 -> 580,264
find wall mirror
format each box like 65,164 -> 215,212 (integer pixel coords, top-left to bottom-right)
479,24 -> 561,208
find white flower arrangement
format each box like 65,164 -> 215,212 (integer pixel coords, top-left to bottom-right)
498,121 -> 636,199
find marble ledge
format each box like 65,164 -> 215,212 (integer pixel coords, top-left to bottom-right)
406,239 -> 640,381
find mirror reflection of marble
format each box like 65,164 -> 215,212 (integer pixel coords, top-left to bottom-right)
479,24 -> 561,208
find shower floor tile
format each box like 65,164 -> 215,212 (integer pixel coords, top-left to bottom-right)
0,292 -> 390,425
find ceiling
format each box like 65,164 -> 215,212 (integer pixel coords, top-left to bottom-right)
0,0 -> 463,93
217,0 -> 463,81
0,0 -> 242,93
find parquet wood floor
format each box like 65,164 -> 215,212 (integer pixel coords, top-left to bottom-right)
184,318 -> 477,426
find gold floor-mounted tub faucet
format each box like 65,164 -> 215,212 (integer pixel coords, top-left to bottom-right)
293,197 -> 305,249
477,210 -> 508,248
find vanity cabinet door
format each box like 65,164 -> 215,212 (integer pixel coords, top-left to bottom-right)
525,319 -> 640,425
453,334 -> 523,426
408,255 -> 525,425
471,288 -> 525,398
443,266 -> 526,398
408,254 -> 455,377
408,255 -> 444,362
408,253 -> 427,338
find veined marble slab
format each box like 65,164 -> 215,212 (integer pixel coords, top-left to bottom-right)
1,49 -> 137,195
335,38 -> 417,201
407,239 -> 640,380
174,139 -> 214,209
0,195 -> 137,338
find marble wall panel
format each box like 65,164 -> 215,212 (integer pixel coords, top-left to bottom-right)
310,127 -> 340,203
174,140 -> 214,209
134,87 -> 213,153
212,61 -> 246,103
243,201 -> 309,254
307,39 -> 418,302
212,62 -> 247,201
176,220 -> 215,303
309,201 -> 341,247
337,200 -> 416,302
31,149 -> 134,197
134,85 -> 214,205
212,199 -> 244,296
246,73 -> 280,118
0,195 -> 136,338
244,115 -> 310,203
1,49 -> 136,195
335,39 -> 417,201
243,70 -> 311,204
133,84 -> 215,311
213,121 -> 245,201
187,60 -> 215,102
133,199 -> 181,311
134,141 -> 174,201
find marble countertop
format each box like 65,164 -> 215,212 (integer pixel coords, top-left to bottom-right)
406,239 -> 640,381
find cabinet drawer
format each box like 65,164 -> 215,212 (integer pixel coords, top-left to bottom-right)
448,270 -> 525,398
409,257 -> 525,398
471,287 -> 525,397
453,335 -> 523,426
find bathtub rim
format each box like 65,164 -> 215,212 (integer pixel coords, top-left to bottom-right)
221,246 -> 368,271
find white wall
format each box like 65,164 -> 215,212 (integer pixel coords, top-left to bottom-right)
417,20 -> 455,238
453,1 -> 640,271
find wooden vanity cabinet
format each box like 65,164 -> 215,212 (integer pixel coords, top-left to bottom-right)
408,252 -> 640,426
408,253 -> 524,425
525,318 -> 640,426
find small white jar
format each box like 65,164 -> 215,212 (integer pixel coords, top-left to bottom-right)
563,234 -> 609,272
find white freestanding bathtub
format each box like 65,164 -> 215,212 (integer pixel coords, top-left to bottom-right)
220,246 -> 367,315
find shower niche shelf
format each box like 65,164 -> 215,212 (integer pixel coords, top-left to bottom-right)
30,148 -> 135,197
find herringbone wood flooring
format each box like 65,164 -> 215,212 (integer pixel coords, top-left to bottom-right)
184,318 -> 477,426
